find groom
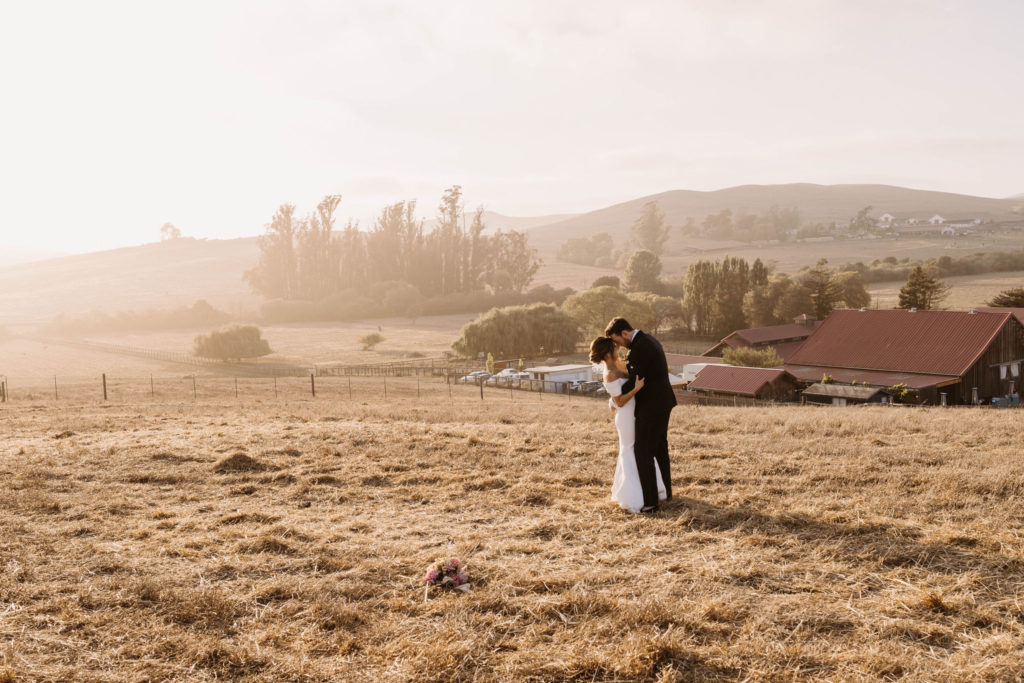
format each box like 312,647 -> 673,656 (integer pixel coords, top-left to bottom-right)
606,317 -> 676,513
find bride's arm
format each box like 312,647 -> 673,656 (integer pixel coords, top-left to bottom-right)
611,377 -> 645,407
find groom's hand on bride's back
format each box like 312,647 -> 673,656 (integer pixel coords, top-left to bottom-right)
636,377 -> 645,390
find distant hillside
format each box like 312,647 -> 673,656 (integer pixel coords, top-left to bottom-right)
0,237 -> 261,324
0,245 -> 68,268
524,183 -> 1022,251
421,210 -> 579,233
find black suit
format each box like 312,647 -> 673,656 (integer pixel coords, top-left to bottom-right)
626,330 -> 676,508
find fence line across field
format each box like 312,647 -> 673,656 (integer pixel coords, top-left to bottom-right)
0,372 -> 614,405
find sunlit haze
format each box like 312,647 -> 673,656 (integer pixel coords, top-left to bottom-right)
2,0 -> 1022,254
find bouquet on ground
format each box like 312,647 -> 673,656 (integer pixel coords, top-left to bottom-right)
424,557 -> 471,599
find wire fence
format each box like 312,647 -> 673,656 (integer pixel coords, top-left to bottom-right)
0,373 -> 610,406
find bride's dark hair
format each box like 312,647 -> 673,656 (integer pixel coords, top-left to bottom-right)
589,336 -> 616,364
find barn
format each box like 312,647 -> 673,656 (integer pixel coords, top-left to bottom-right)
785,309 -> 1024,404
687,365 -> 800,403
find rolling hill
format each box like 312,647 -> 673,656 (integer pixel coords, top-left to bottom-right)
0,237 -> 261,324
523,183 -> 1022,251
2,184 -> 1021,324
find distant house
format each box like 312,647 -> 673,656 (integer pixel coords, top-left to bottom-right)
784,308 -> 1024,404
941,225 -> 956,236
877,213 -> 895,225
802,382 -> 889,406
929,214 -> 945,225
702,315 -> 821,361
525,364 -> 595,392
687,365 -> 800,402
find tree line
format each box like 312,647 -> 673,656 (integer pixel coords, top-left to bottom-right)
245,188 -> 543,320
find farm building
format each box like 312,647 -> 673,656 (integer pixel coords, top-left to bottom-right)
785,309 -> 1024,404
687,365 -> 800,403
702,315 -> 821,361
802,382 -> 889,406
524,364 -> 596,392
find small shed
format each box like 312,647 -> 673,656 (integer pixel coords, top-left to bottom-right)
688,365 -> 800,402
802,383 -> 889,406
525,364 -> 596,392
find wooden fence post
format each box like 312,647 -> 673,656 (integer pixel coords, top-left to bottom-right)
235,377 -> 239,399
274,375 -> 278,399
479,379 -> 484,401
310,373 -> 316,397
150,374 -> 155,398
383,377 -> 387,400
192,375 -> 197,401
348,377 -> 352,400
54,376 -> 58,401
102,374 -> 108,401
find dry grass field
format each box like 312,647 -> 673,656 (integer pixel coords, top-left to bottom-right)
82,314 -> 477,368
2,384 -> 1024,681
868,271 -> 1024,311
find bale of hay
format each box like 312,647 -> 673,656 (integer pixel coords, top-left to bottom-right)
213,452 -> 266,473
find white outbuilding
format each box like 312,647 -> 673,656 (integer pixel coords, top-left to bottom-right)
525,364 -> 597,392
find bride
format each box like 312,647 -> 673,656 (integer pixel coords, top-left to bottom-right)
590,337 -> 667,513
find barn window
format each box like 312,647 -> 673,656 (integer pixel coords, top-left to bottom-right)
1002,365 -> 1008,379
1013,363 -> 1021,378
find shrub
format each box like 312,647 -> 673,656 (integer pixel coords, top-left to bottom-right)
987,288 -> 1024,308
889,383 -> 920,404
193,325 -> 272,361
452,303 -> 579,358
722,346 -> 783,368
359,333 -> 385,350
592,275 -> 620,289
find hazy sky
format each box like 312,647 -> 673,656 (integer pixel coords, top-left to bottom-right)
2,0 -> 1022,254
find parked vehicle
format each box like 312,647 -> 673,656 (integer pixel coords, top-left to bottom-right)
458,371 -> 491,384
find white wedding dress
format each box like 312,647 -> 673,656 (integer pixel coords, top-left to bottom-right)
604,377 -> 667,513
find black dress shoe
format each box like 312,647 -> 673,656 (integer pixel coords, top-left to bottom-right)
640,505 -> 659,515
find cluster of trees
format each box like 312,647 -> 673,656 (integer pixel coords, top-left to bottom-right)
840,249 -> 1024,284
245,188 -> 543,321
681,206 -> 806,242
558,201 -> 672,268
192,325 -> 271,361
43,300 -> 232,335
451,303 -> 578,358
681,257 -> 869,338
557,232 -> 615,267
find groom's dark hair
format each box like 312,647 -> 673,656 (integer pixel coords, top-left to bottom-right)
605,317 -> 633,337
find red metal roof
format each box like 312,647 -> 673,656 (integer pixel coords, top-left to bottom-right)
786,309 -> 1012,376
688,365 -> 791,396
771,340 -> 808,362
785,364 -> 960,389
977,307 -> 1024,326
731,322 -> 820,344
666,353 -> 726,368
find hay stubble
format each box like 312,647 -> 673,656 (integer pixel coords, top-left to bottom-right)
1,394 -> 1023,680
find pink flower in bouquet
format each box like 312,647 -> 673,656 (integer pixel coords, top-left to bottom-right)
425,568 -> 439,584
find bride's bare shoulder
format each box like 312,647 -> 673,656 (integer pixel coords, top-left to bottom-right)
603,371 -> 615,383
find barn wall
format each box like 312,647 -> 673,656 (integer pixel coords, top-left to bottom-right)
957,317 -> 1024,402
